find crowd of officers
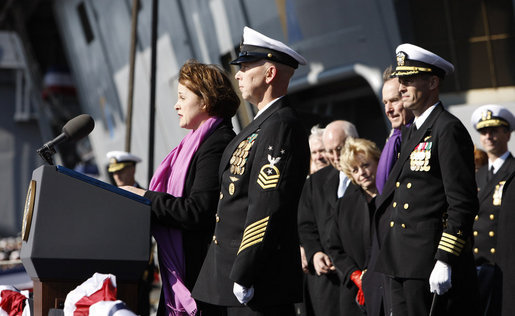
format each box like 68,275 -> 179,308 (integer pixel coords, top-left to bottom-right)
105,27 -> 515,316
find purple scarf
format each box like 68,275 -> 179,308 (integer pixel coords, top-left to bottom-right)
376,128 -> 402,195
149,116 -> 222,316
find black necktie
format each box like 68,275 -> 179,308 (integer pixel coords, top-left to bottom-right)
408,124 -> 417,140
487,166 -> 494,182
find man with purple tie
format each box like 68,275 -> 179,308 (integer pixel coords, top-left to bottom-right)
376,66 -> 414,194
363,66 -> 414,316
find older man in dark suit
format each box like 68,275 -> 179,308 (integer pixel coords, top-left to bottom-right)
297,120 -> 358,316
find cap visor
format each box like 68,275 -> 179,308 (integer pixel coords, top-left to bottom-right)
230,55 -> 263,65
108,163 -> 127,173
476,119 -> 509,130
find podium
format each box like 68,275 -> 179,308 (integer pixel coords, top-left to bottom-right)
20,165 -> 151,316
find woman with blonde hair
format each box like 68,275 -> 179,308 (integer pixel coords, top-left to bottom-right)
327,137 -> 381,315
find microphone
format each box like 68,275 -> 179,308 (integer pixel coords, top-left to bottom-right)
37,114 -> 95,165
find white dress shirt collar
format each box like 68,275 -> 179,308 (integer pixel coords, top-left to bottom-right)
337,171 -> 351,198
489,151 -> 510,174
414,102 -> 438,129
254,96 -> 284,119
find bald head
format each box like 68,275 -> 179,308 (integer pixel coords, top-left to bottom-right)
322,120 -> 358,169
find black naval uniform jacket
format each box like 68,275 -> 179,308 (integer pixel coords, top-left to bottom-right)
375,103 -> 479,280
473,154 -> 515,265
192,97 -> 310,307
144,121 -> 235,291
297,165 -> 341,315
496,170 -> 515,315
327,182 -> 373,315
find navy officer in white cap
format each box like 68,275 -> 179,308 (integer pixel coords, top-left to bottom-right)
193,26 -> 310,315
374,43 -> 480,315
470,104 -> 515,316
106,150 -> 142,188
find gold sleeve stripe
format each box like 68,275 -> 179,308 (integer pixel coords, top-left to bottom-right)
240,232 -> 265,250
439,240 -> 463,253
237,217 -> 270,254
440,237 -> 464,250
442,232 -> 465,245
238,232 -> 265,254
242,223 -> 267,241
241,228 -> 267,247
243,216 -> 269,233
238,237 -> 264,254
438,244 -> 460,256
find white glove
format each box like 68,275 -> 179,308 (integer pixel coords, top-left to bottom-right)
233,282 -> 255,304
429,260 -> 452,295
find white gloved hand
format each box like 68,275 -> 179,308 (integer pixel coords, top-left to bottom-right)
429,260 -> 452,295
233,282 -> 255,304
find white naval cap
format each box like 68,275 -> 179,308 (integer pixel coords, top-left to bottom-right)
471,104 -> 515,131
392,43 -> 454,78
230,26 -> 307,69
106,150 -> 141,173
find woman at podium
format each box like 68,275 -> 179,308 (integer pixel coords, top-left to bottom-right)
121,60 -> 239,316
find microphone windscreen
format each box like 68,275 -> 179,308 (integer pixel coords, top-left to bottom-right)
62,114 -> 95,141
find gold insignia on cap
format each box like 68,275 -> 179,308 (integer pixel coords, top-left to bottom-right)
396,51 -> 406,66
238,216 -> 269,254
476,109 -> 509,130
481,110 -> 493,121
267,53 -> 272,58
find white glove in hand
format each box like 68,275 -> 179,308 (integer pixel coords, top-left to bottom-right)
429,260 -> 452,295
233,282 -> 255,304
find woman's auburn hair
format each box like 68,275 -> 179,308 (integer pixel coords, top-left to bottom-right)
179,59 -> 240,119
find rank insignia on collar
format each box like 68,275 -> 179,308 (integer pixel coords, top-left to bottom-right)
257,155 -> 281,189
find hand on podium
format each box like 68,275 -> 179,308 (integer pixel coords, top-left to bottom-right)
119,185 -> 146,196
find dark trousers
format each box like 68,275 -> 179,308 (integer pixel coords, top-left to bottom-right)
476,264 -> 501,316
224,304 -> 295,316
390,277 -> 432,316
305,272 -> 340,316
389,273 -> 481,316
194,303 -> 296,316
